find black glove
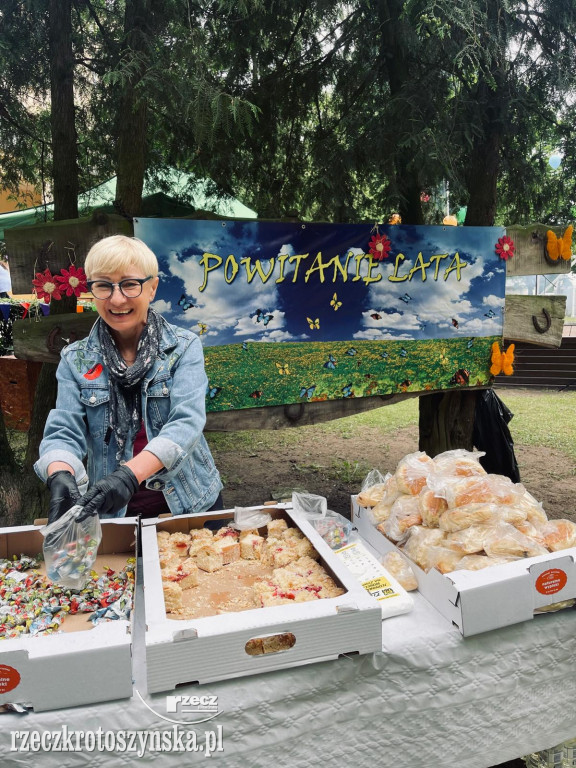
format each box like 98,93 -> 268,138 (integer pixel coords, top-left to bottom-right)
46,470 -> 81,525
78,465 -> 139,518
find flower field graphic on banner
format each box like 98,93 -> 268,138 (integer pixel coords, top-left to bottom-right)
134,219 -> 505,412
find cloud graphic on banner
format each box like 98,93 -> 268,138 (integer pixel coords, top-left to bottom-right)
165,235 -> 282,337
151,299 -> 172,313
362,248 -> 501,338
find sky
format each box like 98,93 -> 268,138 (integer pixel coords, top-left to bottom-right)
135,219 -> 506,346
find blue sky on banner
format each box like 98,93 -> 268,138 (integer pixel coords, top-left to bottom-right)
134,218 -> 505,346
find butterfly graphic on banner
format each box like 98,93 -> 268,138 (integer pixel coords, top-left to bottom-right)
484,309 -> 496,319
307,317 -> 320,330
546,225 -> 573,261
299,385 -> 316,399
197,322 -> 208,335
206,383 -> 222,399
345,347 -> 357,357
490,342 -> 515,376
178,294 -> 195,311
370,313 -> 382,320
254,309 -> 274,326
399,293 -> 412,304
276,362 -> 290,375
341,383 -> 354,398
323,354 -> 337,370
330,293 -> 342,311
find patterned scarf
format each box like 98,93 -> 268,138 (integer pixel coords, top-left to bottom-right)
97,308 -> 163,460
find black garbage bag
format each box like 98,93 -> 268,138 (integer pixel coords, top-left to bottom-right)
472,389 -> 520,482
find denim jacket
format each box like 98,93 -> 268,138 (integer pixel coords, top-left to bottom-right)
34,317 -> 223,516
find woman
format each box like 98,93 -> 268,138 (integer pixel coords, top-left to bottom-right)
34,235 -> 223,523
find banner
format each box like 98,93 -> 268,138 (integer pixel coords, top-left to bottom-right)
134,219 -> 505,411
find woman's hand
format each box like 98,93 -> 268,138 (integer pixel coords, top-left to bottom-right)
46,470 -> 81,525
79,466 -> 139,517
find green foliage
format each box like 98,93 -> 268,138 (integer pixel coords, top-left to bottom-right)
203,336 -> 497,412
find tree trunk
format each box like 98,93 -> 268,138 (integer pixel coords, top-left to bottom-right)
376,0 -> 424,225
48,0 -> 79,220
463,79 -> 503,227
115,0 -> 151,218
418,390 -> 478,457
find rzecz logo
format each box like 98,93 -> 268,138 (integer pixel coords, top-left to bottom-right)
166,694 -> 219,716
135,690 -> 222,725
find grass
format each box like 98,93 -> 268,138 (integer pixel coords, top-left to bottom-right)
206,388 -> 576,463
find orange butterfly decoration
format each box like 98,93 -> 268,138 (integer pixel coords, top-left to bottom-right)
546,225 -> 573,261
490,342 -> 515,376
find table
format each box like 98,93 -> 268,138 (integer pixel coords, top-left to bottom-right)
1,567 -> 575,767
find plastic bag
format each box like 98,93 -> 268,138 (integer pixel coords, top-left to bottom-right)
381,551 -> 418,591
292,492 -> 327,520
432,448 -> 487,478
41,505 -> 102,590
291,493 -> 357,549
381,495 -> 422,543
311,510 -> 358,550
483,522 -> 549,559
357,469 -> 390,508
540,519 -> 576,552
472,389 -> 520,482
428,473 -> 525,511
400,526 -> 447,570
394,452 -> 435,495
231,506 -> 272,531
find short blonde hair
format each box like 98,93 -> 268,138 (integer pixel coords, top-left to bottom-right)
84,235 -> 159,279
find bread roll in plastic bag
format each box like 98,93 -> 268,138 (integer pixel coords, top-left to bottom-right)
401,526 -> 447,570
369,499 -> 394,524
380,494 -> 422,543
426,545 -> 465,574
514,519 -> 546,545
357,469 -> 390,507
540,519 -> 576,552
439,502 -> 526,532
428,473 -> 525,510
483,522 -> 549,559
432,449 -> 487,478
394,451 -> 435,495
445,524 -> 496,554
516,490 -> 548,526
418,487 -> 448,528
381,551 -> 418,591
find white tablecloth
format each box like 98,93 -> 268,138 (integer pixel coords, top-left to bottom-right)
1,566 -> 575,767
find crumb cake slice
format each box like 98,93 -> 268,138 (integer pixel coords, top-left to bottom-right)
164,558 -> 199,589
196,544 -> 224,573
163,581 -> 183,613
168,532 -> 191,556
213,536 -> 241,564
240,533 -> 264,560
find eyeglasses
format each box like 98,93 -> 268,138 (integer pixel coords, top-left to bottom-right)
87,276 -> 153,300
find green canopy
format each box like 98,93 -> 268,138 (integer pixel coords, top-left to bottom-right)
0,172 -> 257,239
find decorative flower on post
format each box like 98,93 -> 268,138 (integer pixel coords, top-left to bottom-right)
495,235 -> 515,260
32,268 -> 62,303
55,264 -> 88,297
368,234 -> 391,261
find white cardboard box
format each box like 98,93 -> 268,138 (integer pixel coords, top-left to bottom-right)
142,505 -> 382,692
0,519 -> 137,712
351,495 -> 576,636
